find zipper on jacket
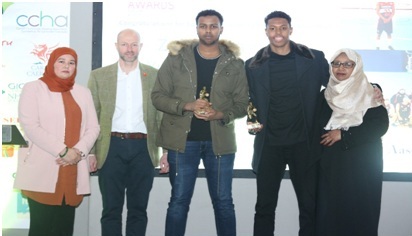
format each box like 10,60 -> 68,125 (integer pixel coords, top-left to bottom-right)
182,57 -> 196,101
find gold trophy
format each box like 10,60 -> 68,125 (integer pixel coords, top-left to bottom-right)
195,86 -> 210,115
247,102 -> 261,129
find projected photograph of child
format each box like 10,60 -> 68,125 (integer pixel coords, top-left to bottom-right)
333,1 -> 411,72
335,1 -> 411,50
376,1 -> 395,50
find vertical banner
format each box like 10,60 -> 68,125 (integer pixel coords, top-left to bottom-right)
1,2 -> 70,229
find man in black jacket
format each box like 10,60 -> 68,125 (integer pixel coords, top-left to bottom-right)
245,11 -> 329,236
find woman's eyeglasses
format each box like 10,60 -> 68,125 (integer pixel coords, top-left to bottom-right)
331,61 -> 356,68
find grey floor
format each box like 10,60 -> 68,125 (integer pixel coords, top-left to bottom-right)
2,229 -> 28,236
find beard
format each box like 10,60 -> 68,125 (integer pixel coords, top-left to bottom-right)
199,34 -> 220,46
119,53 -> 137,63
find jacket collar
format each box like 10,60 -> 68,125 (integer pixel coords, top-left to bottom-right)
166,39 -> 241,59
248,41 -> 315,69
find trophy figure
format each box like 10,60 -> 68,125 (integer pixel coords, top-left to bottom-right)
247,102 -> 261,129
195,86 -> 210,115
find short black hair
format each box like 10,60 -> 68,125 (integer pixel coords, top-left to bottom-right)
196,9 -> 223,26
264,11 -> 292,27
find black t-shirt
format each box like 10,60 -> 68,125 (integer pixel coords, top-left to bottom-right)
187,47 -> 219,141
266,49 -> 306,145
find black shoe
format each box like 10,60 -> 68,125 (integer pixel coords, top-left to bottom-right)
388,45 -> 394,50
376,47 -> 380,50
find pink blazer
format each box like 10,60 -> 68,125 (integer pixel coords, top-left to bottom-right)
14,80 -> 100,195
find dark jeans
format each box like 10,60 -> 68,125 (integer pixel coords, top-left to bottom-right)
165,141 -> 236,236
99,136 -> 154,236
253,141 -> 317,236
27,197 -> 75,236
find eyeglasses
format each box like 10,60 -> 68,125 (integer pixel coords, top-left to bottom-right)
331,61 -> 356,69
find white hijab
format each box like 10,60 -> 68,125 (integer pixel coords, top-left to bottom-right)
324,48 -> 381,131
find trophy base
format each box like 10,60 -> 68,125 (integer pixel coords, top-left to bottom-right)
195,110 -> 207,115
247,123 -> 262,129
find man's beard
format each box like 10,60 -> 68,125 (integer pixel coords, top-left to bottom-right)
120,54 -> 137,63
199,36 -> 219,46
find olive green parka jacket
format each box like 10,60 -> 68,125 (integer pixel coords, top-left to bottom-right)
151,39 -> 249,155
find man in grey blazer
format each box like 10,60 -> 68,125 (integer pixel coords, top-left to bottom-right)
88,28 -> 164,236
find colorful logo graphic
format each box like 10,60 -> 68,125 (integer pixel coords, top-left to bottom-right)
31,44 -> 58,62
16,11 -> 69,28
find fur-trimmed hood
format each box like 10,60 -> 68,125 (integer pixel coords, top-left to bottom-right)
166,39 -> 241,59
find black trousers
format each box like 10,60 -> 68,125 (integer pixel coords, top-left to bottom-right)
99,136 -> 154,236
27,197 -> 75,236
253,141 -> 317,236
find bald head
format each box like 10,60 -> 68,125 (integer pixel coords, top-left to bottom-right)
116,28 -> 142,64
117,29 -> 140,43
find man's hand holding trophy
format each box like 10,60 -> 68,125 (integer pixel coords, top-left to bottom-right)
247,101 -> 262,134
192,86 -> 224,122
195,86 -> 210,115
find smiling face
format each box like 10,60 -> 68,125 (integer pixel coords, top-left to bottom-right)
116,30 -> 142,63
331,53 -> 356,81
265,17 -> 293,54
196,15 -> 223,46
53,54 -> 76,79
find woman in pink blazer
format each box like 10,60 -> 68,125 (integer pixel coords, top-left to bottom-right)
14,47 -> 100,236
